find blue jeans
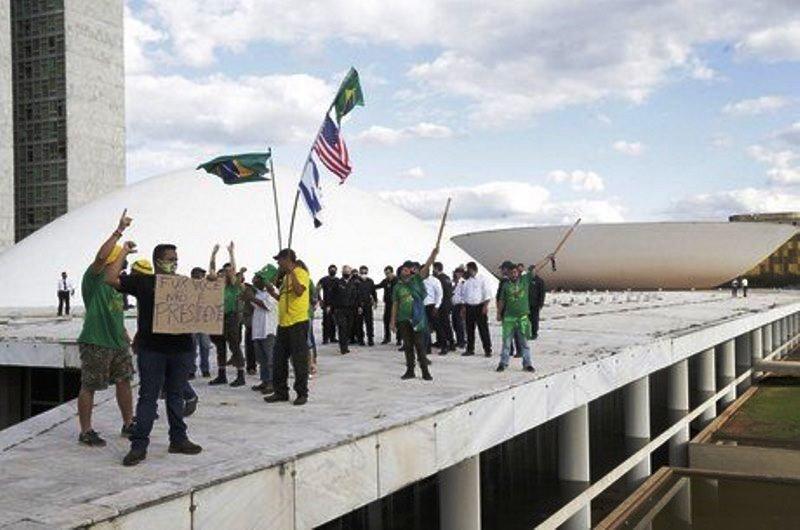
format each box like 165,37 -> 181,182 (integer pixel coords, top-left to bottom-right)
500,327 -> 532,368
254,335 -> 276,384
131,347 -> 189,451
192,333 -> 211,374
182,350 -> 197,400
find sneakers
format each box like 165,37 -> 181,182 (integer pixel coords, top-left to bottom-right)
496,363 -> 506,372
79,430 -> 107,447
264,393 -> 289,403
168,439 -> 203,455
401,369 -> 415,380
208,375 -> 227,385
293,395 -> 308,406
120,422 -> 136,438
184,395 -> 199,417
122,448 -> 146,466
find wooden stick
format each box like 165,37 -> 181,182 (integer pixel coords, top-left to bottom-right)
534,217 -> 581,272
268,148 -> 283,250
435,197 -> 452,248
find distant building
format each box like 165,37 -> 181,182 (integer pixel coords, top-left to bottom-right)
1,0 -> 124,248
730,212 -> 800,287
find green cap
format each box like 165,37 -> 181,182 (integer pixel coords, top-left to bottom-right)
256,264 -> 278,283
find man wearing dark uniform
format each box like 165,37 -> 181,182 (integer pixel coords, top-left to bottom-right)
330,265 -> 359,354
355,266 -> 377,346
432,262 -> 456,354
317,265 -> 338,344
528,266 -> 546,339
375,266 -> 397,344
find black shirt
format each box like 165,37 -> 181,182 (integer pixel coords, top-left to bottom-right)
357,276 -> 377,306
119,274 -> 193,354
435,272 -> 454,310
331,276 -> 359,308
375,277 -> 397,304
318,275 -> 338,305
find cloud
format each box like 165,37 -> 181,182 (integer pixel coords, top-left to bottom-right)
777,122 -> 800,146
355,122 -> 453,145
378,181 -> 624,229
736,21 -> 800,62
667,187 -> 800,220
747,145 -> 800,184
722,95 -> 791,116
399,166 -> 425,179
124,6 -> 167,75
612,140 -> 646,156
548,170 -> 605,192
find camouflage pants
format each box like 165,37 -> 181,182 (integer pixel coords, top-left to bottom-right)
78,343 -> 133,391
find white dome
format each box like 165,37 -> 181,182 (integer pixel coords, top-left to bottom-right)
0,168 -> 478,308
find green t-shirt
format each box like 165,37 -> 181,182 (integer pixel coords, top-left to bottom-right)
77,266 -> 127,349
224,283 -> 242,314
499,274 -> 531,319
393,274 -> 424,323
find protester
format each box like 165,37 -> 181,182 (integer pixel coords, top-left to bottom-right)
189,267 -> 212,378
391,246 -> 439,381
250,265 -> 278,395
330,265 -> 359,354
239,275 -> 258,376
451,266 -> 467,349
208,242 -> 246,387
264,248 -> 312,406
57,271 -> 75,316
375,266 -> 397,344
528,264 -> 546,339
433,262 -> 456,355
496,260 -> 535,372
317,265 -> 339,344
462,262 -> 493,357
75,210 -> 135,447
356,266 -> 377,346
107,240 -> 202,466
742,277 -> 749,297
423,270 -> 443,355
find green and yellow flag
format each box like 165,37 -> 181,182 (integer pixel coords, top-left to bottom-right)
333,67 -> 365,123
197,152 -> 270,185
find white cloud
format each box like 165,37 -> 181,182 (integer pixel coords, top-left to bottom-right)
711,134 -> 733,149
777,122 -> 800,146
356,122 -> 453,145
747,145 -> 800,184
124,6 -> 166,74
736,21 -> 800,62
379,181 -> 624,228
399,166 -> 425,179
548,170 -> 605,192
612,140 -> 646,156
667,187 -> 800,220
689,57 -> 718,80
722,95 -> 791,116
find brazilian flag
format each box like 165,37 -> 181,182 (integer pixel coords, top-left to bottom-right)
197,152 -> 270,185
333,67 -> 365,123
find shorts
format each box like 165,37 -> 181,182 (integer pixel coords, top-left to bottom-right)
78,342 -> 134,391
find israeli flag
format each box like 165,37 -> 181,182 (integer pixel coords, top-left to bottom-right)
298,155 -> 323,228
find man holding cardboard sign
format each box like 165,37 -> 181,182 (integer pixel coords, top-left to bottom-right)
106,240 -> 204,467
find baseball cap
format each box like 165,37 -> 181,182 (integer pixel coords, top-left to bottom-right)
273,248 -> 297,261
256,264 -> 279,283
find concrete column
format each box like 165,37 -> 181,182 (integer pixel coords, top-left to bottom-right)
559,404 -> 591,530
667,359 -> 690,466
718,340 -> 736,408
763,324 -> 773,357
772,321 -> 781,354
695,348 -> 716,427
623,376 -> 651,490
439,456 -> 481,530
751,327 -> 764,382
735,334 -> 752,393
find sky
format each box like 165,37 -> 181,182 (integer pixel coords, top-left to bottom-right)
124,0 -> 800,233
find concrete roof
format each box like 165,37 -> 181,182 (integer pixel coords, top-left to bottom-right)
1,290 -> 799,529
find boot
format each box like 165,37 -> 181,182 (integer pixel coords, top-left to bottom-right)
229,370 -> 245,387
208,369 -> 227,385
401,367 -> 415,380
421,365 -> 433,381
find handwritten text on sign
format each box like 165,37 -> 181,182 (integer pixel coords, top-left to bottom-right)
153,274 -> 224,335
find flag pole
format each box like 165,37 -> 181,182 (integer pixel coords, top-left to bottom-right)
268,148 -> 283,250
287,188 -> 301,249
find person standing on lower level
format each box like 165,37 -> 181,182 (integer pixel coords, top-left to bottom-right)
57,271 -> 74,316
742,277 -> 749,297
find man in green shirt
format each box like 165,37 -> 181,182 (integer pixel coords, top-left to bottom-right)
76,209 -> 135,447
209,242 -> 247,387
390,245 -> 439,381
496,260 -> 535,373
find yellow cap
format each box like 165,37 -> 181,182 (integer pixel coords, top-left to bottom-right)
132,259 -> 154,275
105,245 -> 123,265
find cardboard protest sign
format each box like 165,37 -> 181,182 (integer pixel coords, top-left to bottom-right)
152,274 -> 224,335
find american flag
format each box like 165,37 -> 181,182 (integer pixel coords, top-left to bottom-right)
313,115 -> 351,183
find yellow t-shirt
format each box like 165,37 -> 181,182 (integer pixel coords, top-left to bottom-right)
278,266 -> 310,327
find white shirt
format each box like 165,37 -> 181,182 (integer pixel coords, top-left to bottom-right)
57,278 -> 74,292
251,289 -> 277,340
741,278 -> 749,287
452,278 -> 465,305
463,274 -> 492,305
423,276 -> 443,308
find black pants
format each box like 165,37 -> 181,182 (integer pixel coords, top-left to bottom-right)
530,307 -> 541,339
436,305 -> 455,351
397,321 -> 428,370
273,321 -> 310,398
335,308 -> 355,353
244,325 -> 256,371
452,304 -> 465,347
356,303 -> 374,343
57,291 -> 70,316
211,312 -> 244,370
466,304 -> 492,354
425,305 -> 437,354
382,303 -> 392,342
322,304 -> 337,342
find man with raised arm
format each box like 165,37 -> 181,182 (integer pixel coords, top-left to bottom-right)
208,242 -> 247,387
496,260 -> 535,373
391,245 -> 439,381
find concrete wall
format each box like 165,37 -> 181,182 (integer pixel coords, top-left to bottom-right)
64,0 -> 125,211
0,1 -> 13,250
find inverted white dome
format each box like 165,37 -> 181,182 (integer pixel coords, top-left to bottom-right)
0,168 -> 478,308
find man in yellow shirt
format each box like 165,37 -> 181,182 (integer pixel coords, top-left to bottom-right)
264,248 -> 311,406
